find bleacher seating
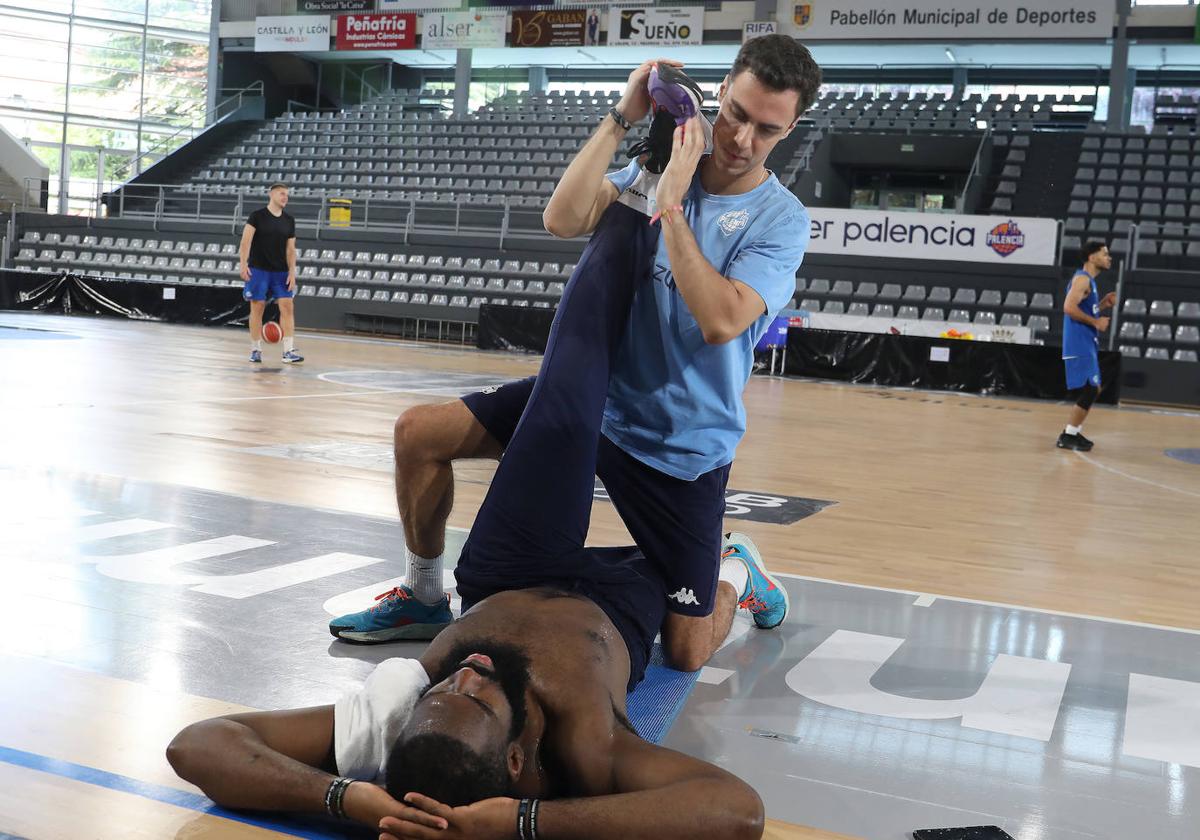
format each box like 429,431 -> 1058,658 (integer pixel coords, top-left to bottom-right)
10,230 -> 573,310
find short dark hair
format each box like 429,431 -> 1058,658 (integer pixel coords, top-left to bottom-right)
269,182 -> 288,192
1082,240 -> 1107,262
731,34 -> 822,117
385,732 -> 513,807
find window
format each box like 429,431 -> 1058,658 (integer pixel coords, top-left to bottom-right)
0,1 -> 210,214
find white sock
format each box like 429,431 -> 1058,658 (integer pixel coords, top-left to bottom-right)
718,555 -> 750,602
403,547 -> 445,605
252,339 -> 262,351
1066,424 -> 1083,435
283,336 -> 295,352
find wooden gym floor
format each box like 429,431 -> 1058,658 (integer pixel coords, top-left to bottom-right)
1,312 -> 1198,839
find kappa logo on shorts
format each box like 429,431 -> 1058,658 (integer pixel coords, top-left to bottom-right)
480,385 -> 500,395
668,587 -> 700,606
717,209 -> 750,237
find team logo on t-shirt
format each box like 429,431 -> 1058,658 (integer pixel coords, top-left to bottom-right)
986,221 -> 1026,257
717,209 -> 750,236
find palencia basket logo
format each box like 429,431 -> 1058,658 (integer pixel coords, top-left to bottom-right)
794,3 -> 813,28
620,9 -> 691,41
986,220 -> 1026,257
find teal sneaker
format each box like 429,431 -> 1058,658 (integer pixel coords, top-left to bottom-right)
329,585 -> 453,643
724,531 -> 789,630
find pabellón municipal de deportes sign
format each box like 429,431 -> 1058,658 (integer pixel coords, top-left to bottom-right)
782,0 -> 1113,40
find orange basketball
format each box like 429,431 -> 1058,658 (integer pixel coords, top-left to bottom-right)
262,321 -> 282,344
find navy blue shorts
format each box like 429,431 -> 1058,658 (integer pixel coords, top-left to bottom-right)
243,268 -> 293,302
462,376 -> 730,619
454,202 -> 669,690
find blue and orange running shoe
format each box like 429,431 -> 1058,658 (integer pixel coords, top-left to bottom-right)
329,584 -> 453,643
724,531 -> 789,629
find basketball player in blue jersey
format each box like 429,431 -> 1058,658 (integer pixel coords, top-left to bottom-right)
1058,241 -> 1116,451
328,36 -> 821,676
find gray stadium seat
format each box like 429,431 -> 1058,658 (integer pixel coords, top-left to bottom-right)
1004,291 -> 1028,310
1174,349 -> 1199,362
1119,321 -> 1145,341
1027,315 -> 1051,333
872,304 -> 895,318
847,302 -> 870,317
1119,344 -> 1142,358
973,311 -> 997,325
1176,326 -> 1200,346
897,305 -> 920,320
999,313 -> 1023,327
1123,298 -> 1147,317
922,308 -> 945,321
823,301 -> 845,314
1147,323 -> 1173,343
1177,302 -> 1200,322
1145,347 -> 1170,360
903,285 -> 927,301
951,288 -> 976,305
1030,293 -> 1054,312
1150,300 -> 1175,318
948,309 -> 971,323
928,287 -> 951,303
878,283 -> 902,302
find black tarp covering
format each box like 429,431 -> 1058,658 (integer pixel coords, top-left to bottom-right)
477,302 -> 555,353
785,328 -> 1121,404
0,270 -> 248,325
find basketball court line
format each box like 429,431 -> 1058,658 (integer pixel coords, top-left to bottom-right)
774,569 -> 1200,637
1074,450 -> 1200,500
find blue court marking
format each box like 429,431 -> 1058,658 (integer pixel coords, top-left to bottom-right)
0,326 -> 79,340
1164,448 -> 1200,465
627,644 -> 701,744
0,746 -> 361,839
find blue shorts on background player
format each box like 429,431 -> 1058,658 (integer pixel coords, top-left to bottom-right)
242,268 -> 293,302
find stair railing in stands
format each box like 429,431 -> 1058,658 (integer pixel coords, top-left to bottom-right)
110,81 -> 266,184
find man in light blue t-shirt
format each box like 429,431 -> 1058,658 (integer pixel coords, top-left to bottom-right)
329,36 -> 821,675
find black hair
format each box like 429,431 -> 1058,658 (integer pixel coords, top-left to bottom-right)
385,732 -> 513,807
384,641 -> 533,806
731,34 -> 823,117
1082,240 -> 1107,263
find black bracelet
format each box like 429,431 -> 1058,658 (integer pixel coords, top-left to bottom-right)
529,798 -> 540,840
608,106 -> 632,131
324,777 -> 353,820
516,797 -> 532,840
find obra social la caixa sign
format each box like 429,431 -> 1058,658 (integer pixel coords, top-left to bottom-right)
807,208 -> 1059,266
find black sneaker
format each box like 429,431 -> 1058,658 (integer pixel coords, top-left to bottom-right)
1060,432 -> 1089,453
1075,432 -> 1095,451
627,65 -> 704,174
1056,432 -> 1089,451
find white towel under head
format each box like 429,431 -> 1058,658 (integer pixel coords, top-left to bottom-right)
334,657 -> 431,782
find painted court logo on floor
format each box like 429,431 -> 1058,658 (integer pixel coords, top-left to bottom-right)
595,481 -> 836,525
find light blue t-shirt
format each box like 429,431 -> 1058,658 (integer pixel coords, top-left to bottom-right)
602,157 -> 810,480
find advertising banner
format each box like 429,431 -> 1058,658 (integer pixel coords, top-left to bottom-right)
300,0 -> 370,12
379,0 -> 450,10
743,20 -> 778,42
607,7 -> 704,46
510,8 -> 601,47
254,15 -> 331,52
806,208 -> 1059,265
335,13 -> 417,49
421,10 -> 507,49
783,0 -> 1113,40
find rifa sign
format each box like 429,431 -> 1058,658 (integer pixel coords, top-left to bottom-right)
743,20 -> 778,42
